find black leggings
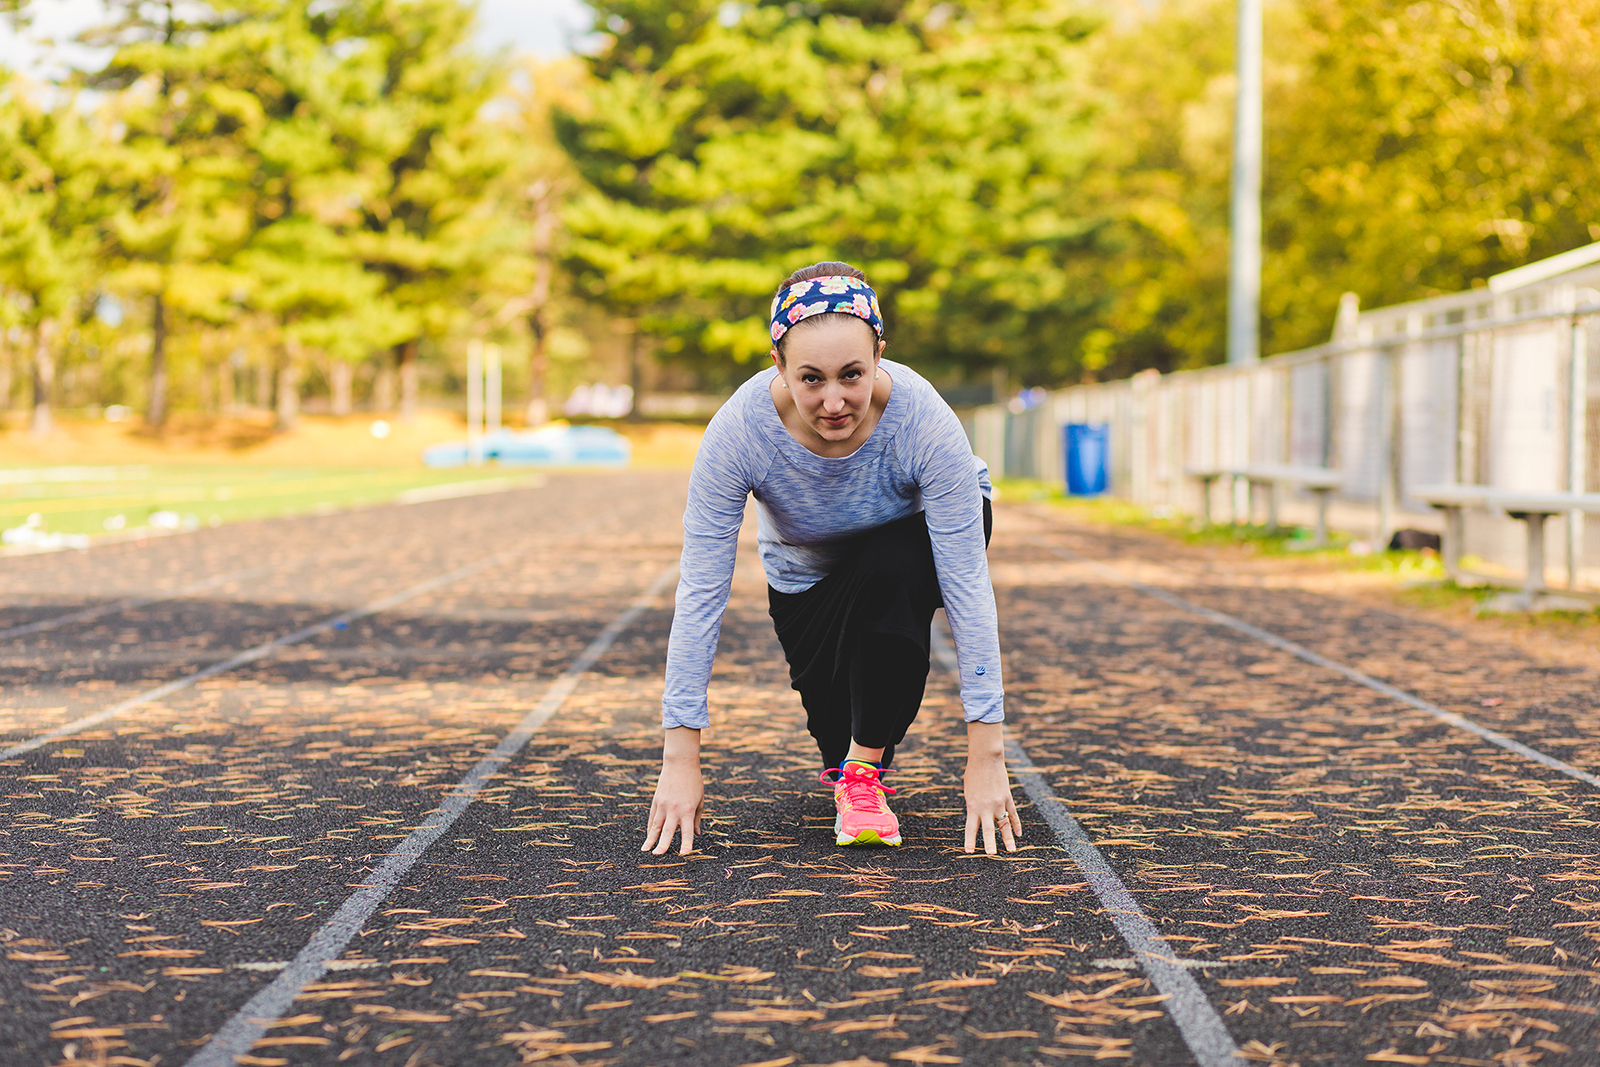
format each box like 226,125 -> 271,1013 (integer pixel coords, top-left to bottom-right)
767,501 -> 992,769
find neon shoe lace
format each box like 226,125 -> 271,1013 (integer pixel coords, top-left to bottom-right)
819,762 -> 896,811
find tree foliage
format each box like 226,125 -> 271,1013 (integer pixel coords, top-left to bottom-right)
1084,0 -> 1600,376
4,0 -> 1600,431
557,0 -> 1102,388
0,76 -> 114,431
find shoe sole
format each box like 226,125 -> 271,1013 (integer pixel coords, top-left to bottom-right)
835,814 -> 901,846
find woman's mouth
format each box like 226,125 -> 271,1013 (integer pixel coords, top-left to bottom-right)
821,415 -> 850,428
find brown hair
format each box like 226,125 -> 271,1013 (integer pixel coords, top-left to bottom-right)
773,260 -> 879,361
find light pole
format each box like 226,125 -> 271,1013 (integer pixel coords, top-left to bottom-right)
1228,0 -> 1263,367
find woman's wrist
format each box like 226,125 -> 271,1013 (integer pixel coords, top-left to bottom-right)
965,719 -> 1005,760
662,726 -> 702,764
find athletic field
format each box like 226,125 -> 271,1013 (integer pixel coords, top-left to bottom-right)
3,472 -> 1596,1067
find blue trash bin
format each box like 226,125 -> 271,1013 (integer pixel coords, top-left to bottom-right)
1064,423 -> 1109,495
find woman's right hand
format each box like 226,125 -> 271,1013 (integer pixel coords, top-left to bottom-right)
642,727 -> 704,855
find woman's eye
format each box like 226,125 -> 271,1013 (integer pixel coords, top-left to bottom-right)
801,375 -> 821,384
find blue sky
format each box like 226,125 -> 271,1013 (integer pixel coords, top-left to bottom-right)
0,0 -> 590,80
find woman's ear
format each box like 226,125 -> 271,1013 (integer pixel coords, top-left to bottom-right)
875,340 -> 886,361
770,348 -> 783,371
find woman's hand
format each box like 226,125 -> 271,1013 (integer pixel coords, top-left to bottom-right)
964,721 -> 1021,855
643,727 -> 704,855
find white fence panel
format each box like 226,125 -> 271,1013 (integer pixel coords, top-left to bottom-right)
961,247 -> 1600,583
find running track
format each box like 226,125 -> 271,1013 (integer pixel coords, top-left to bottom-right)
3,472 -> 1598,1067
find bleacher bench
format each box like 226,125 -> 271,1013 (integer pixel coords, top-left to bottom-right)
1413,485 -> 1600,608
1185,465 -> 1342,546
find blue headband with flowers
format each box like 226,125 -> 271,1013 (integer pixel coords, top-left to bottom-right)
769,276 -> 883,345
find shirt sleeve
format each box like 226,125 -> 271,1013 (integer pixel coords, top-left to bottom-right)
905,393 -> 1005,724
661,399 -> 758,729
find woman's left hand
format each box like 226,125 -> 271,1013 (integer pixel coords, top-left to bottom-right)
964,721 -> 1022,855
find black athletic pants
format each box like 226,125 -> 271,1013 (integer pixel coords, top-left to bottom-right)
767,500 -> 992,770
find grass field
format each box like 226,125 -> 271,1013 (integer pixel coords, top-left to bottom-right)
0,409 -> 707,549
0,464 -> 534,542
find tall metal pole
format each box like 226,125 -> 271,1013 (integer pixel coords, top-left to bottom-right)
1227,0 -> 1263,366
1569,314 -> 1588,588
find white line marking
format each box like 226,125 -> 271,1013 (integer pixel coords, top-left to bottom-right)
233,960 -> 383,972
393,475 -> 542,505
3,476 -> 545,640
182,563 -> 678,1067
1040,539 -> 1600,790
0,550 -> 524,762
0,563 -> 280,641
931,624 -> 1240,1067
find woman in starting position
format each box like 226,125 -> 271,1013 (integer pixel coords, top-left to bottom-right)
642,261 -> 1022,856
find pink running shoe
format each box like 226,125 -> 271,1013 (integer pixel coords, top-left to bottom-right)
820,761 -> 901,846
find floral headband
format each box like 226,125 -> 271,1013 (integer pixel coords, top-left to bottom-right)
769,276 -> 883,345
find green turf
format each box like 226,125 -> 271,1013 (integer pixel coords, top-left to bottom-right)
0,464 -> 532,538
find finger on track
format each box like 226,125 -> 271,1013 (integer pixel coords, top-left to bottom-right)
933,623 -> 1243,1067
220,508 -> 1203,1067
0,474 -> 689,1067
995,506 -> 1600,1065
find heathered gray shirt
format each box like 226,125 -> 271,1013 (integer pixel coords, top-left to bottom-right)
662,358 -> 1002,730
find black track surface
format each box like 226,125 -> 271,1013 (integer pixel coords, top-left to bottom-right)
3,473 -> 1598,1067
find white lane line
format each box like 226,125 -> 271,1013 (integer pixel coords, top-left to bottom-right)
0,549 -> 525,762
1038,538 -> 1600,790
393,475 -> 542,505
0,563 -> 282,641
2,477 -> 549,641
931,625 -> 1241,1067
182,562 -> 679,1067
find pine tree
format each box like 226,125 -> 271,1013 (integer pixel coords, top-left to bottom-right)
557,0 -> 1102,388
313,0 -> 516,421
0,77 -> 113,435
503,57 -> 586,425
224,1 -> 408,428
83,0 -> 259,428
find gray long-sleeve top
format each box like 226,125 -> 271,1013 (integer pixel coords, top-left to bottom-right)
662,359 -> 1002,730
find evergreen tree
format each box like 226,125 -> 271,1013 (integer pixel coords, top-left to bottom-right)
83,0 -> 260,428
314,0 -> 516,421
0,77 -> 113,435
225,1 -> 408,427
501,57 -> 586,426
557,0 -> 1102,388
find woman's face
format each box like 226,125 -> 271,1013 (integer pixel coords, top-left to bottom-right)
772,317 -> 885,444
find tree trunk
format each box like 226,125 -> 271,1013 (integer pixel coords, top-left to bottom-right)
330,360 -> 353,417
147,293 -> 169,429
524,182 -> 558,427
31,320 -> 56,437
373,354 -> 395,413
197,359 -> 213,413
396,339 -> 418,422
217,357 -> 234,413
526,309 -> 549,427
627,328 -> 643,423
276,342 -> 301,430
0,336 -> 13,414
